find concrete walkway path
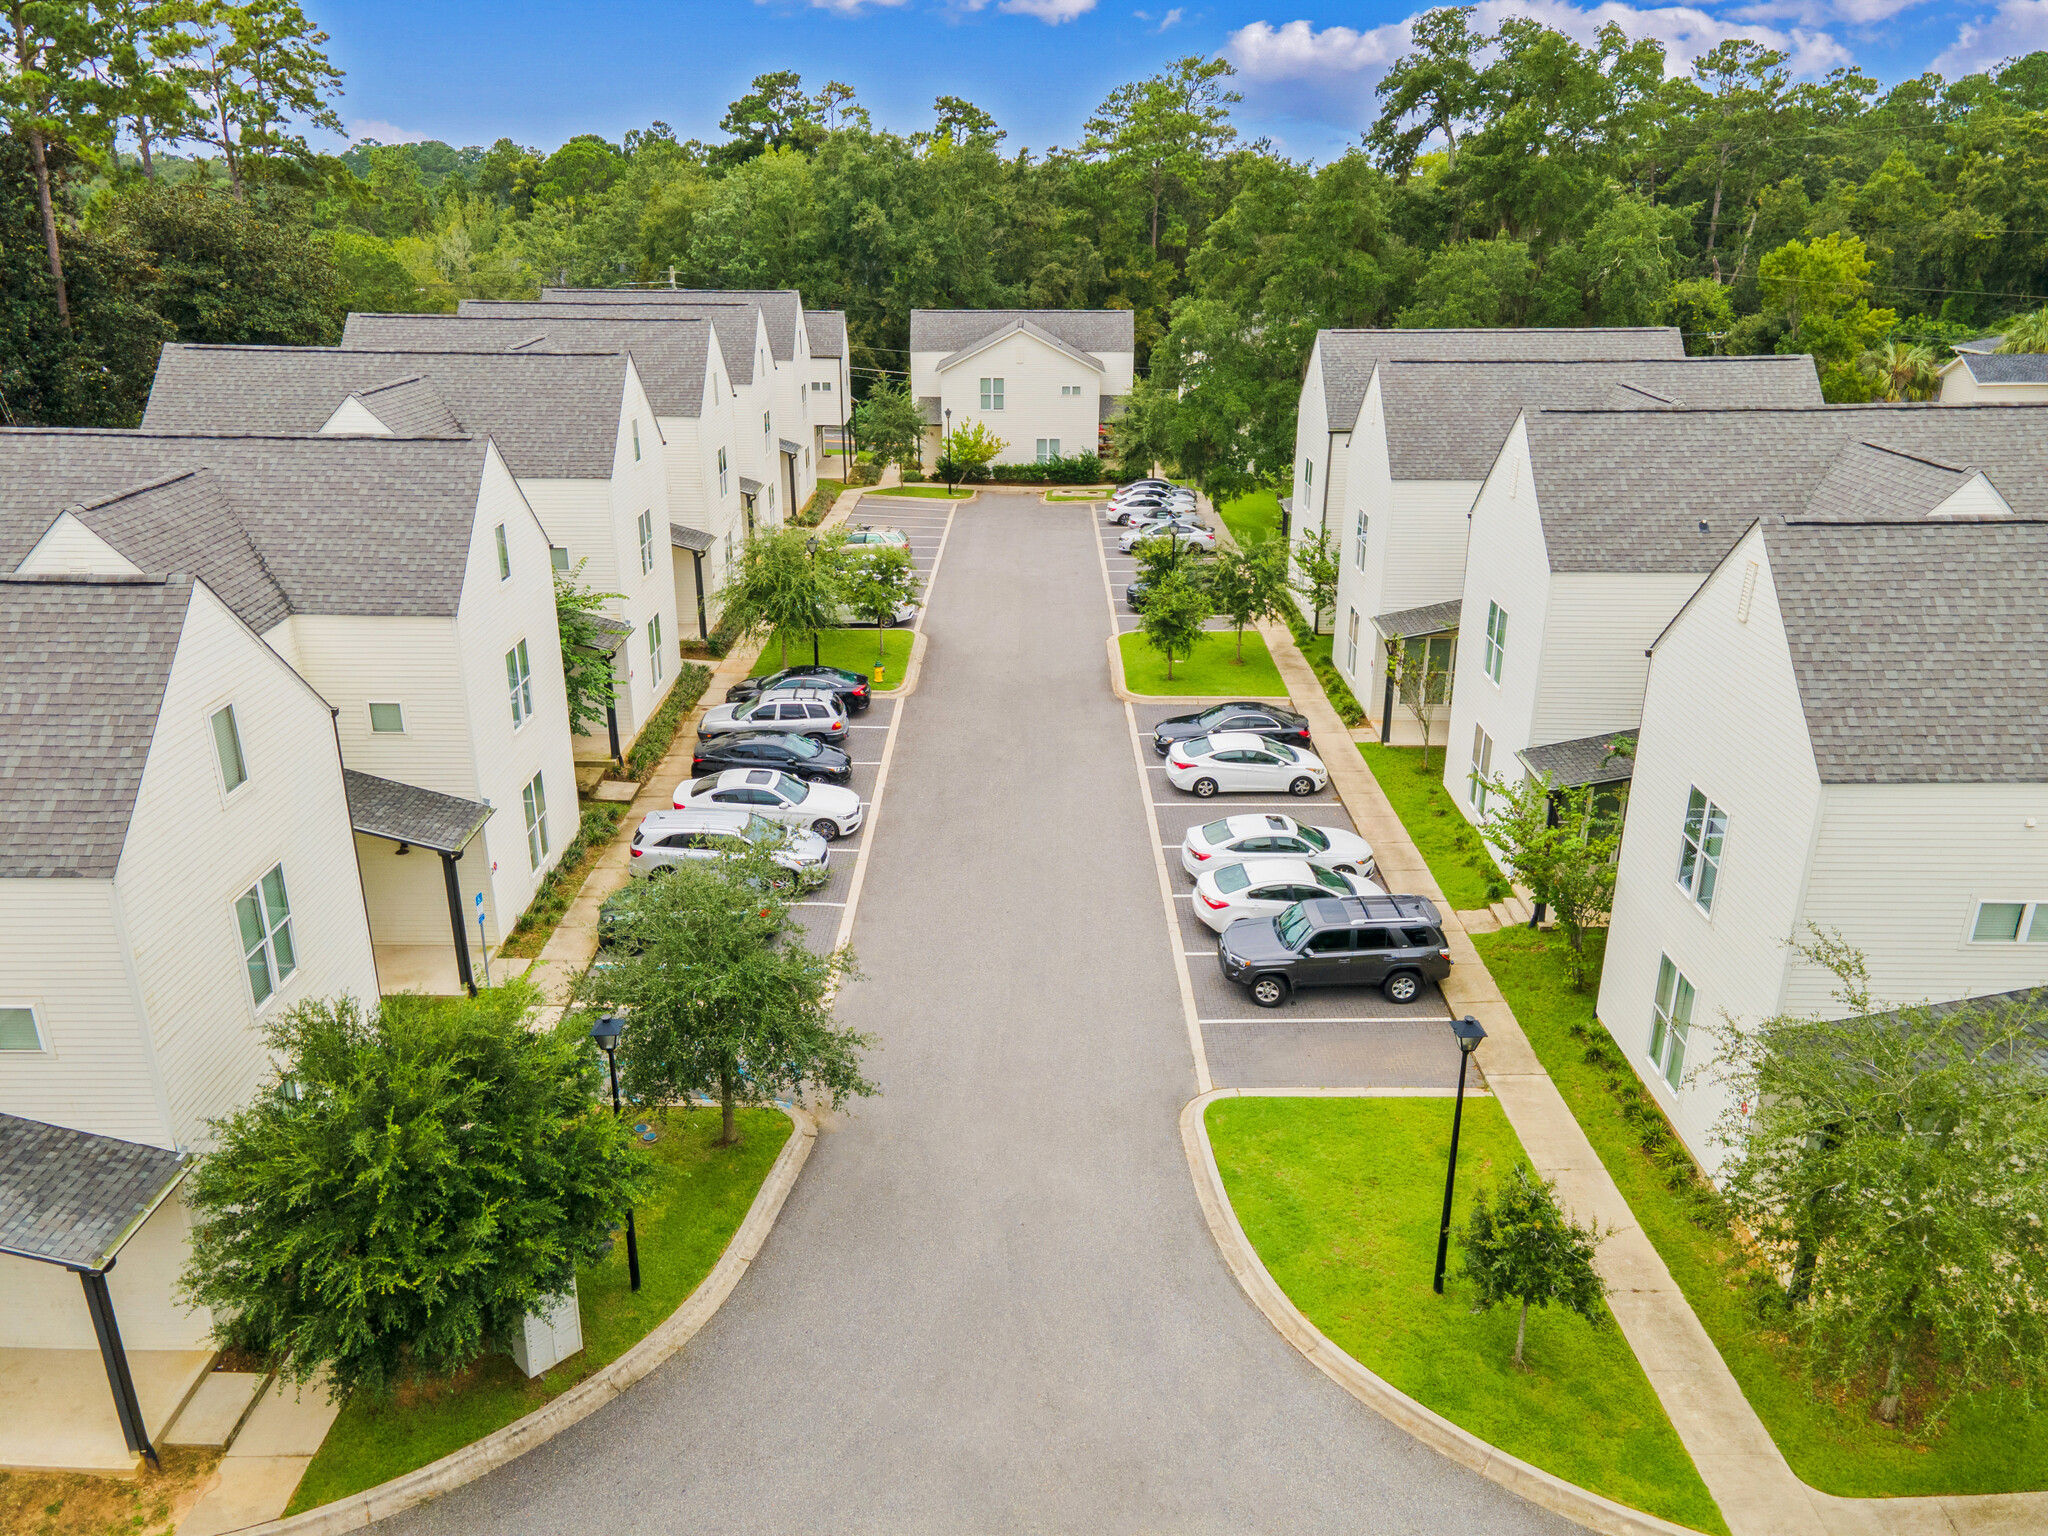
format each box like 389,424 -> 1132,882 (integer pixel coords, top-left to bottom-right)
366,494 -> 1573,1535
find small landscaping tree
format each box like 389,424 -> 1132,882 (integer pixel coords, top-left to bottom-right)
576,849 -> 877,1146
1137,566 -> 1212,681
838,544 -> 921,667
181,984 -> 653,1396
1289,526 -> 1341,635
1710,933 -> 2048,1428
849,380 -> 924,468
555,561 -> 626,738
1388,636 -> 1453,770
1479,768 -> 1620,988
716,526 -> 841,667
1458,1161 -> 1610,1370
1204,544 -> 1262,663
939,420 -> 1004,492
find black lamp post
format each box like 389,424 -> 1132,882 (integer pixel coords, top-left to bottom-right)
1434,1014 -> 1488,1295
589,1015 -> 640,1292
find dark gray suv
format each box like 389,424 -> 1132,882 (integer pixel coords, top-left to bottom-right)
1217,895 -> 1451,1007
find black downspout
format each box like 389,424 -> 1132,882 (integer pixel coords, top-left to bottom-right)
1532,794 -> 1561,928
441,849 -> 478,997
1380,666 -> 1396,746
691,550 -> 708,639
606,702 -> 622,766
81,1265 -> 158,1469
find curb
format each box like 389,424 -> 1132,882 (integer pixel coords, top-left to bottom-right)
1103,632 -> 1293,707
241,1102 -> 819,1535
1181,1090 -> 1700,1536
855,487 -> 978,505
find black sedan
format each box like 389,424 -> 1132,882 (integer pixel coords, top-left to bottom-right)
1125,576 -> 1151,611
725,664 -> 871,714
689,731 -> 853,784
1152,700 -> 1313,755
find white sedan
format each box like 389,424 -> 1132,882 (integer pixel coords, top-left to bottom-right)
840,525 -> 910,550
1119,518 -> 1215,553
1179,812 -> 1376,881
673,767 -> 864,839
1192,858 -> 1386,934
1166,732 -> 1327,797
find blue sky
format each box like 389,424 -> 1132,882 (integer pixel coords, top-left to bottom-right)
316,0 -> 2043,163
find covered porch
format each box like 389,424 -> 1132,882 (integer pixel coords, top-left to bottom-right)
345,769 -> 495,998
1371,599 -> 1461,747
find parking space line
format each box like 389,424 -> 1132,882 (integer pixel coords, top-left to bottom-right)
1195,1015 -> 1455,1025
794,900 -> 848,908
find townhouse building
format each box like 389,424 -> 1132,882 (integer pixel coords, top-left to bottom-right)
908,309 -> 1134,466
141,344 -> 680,762
804,309 -> 852,472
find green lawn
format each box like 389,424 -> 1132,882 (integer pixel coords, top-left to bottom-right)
751,627 -> 914,690
1117,628 -> 1286,696
1217,487 -> 1282,549
1357,743 -> 1509,909
1476,927 -> 2048,1498
1210,1095 -> 1727,1535
868,484 -> 973,498
285,1107 -> 793,1514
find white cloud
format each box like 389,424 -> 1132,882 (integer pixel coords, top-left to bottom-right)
998,0 -> 1096,18
1931,0 -> 2048,75
1734,0 -> 1929,26
1228,5 -> 1852,126
760,0 -> 909,13
348,118 -> 431,144
1155,5 -> 1186,28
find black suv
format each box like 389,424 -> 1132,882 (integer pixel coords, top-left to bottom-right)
1218,895 -> 1451,1007
1153,700 -> 1313,755
725,665 -> 871,714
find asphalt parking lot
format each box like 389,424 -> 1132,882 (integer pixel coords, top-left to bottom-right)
1089,497 -> 1236,635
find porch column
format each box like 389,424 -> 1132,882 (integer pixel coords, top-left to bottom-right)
691,550 -> 708,639
80,1266 -> 158,1469
440,850 -> 478,997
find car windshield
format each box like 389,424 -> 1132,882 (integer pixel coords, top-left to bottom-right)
1180,735 -> 1211,758
1200,819 -> 1232,843
782,734 -> 822,757
1275,904 -> 1312,948
1312,866 -> 1350,893
744,815 -> 783,844
1214,865 -> 1251,894
1198,705 -> 1231,725
1270,743 -> 1298,762
1300,825 -> 1331,851
774,773 -> 810,802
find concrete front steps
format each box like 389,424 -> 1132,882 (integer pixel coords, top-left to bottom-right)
1454,895 -> 1539,934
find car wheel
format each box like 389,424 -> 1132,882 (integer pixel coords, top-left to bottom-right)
1250,975 -> 1289,1008
1332,863 -> 1357,876
1191,777 -> 1219,798
1288,776 -> 1316,797
1383,970 -> 1421,1004
812,818 -> 839,840
769,872 -> 796,894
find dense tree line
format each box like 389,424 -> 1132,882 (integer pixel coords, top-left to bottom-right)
10,5 -> 2048,443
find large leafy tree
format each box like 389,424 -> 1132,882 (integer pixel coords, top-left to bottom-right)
849,379 -> 924,468
553,561 -> 626,739
1080,54 -> 1239,259
1134,563 -> 1210,681
186,0 -> 343,198
1,0 -> 114,324
105,181 -> 340,342
716,525 -> 842,667
181,985 -> 655,1396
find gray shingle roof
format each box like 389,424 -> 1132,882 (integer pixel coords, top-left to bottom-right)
1952,334 -> 2004,355
1099,394 -> 1127,423
343,768 -> 493,853
342,313 -> 713,418
1379,356 -> 1822,479
0,574 -> 192,878
1525,403 -> 2048,573
738,475 -> 763,496
462,299 -> 764,386
916,396 -> 941,426
0,429 -> 495,622
1372,598 -> 1462,639
1764,519 -> 2048,784
1802,440 -> 1980,523
1959,353 -> 2048,384
582,613 -> 632,657
803,310 -> 846,358
66,470 -> 291,634
0,1111 -> 188,1269
1516,730 -> 1636,788
934,317 -> 1104,374
910,309 -> 1134,356
1314,327 -> 1688,432
144,345 -> 632,479
671,522 -> 713,553
545,287 -> 805,361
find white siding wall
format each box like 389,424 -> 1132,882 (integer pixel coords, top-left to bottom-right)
1529,571 -> 1708,746
610,364 -> 680,746
0,881 -> 163,1145
18,511 -> 141,574
0,1189 -> 212,1350
1938,367 -> 2048,405
936,332 -> 1102,464
1444,419 -> 1552,824
735,312 -> 782,525
118,584 -> 376,1148
688,323 -> 744,604
452,447 -> 577,944
522,481 -> 619,593
786,315 -> 816,507
1332,369 -> 1389,696
268,615 -> 473,796
1597,526 -> 1822,1165
353,828 -> 490,949
1288,342 -> 1334,622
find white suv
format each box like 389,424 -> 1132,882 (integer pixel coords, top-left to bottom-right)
697,686 -> 849,743
627,807 -> 829,888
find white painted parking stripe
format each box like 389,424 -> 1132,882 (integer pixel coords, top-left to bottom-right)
1196,1016 -> 1455,1025
1184,950 -> 1217,958
794,900 -> 848,907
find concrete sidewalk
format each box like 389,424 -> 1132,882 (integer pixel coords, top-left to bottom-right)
1255,612 -> 2044,1536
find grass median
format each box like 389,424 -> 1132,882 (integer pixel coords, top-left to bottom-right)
284,1106 -> 793,1515
750,627 -> 914,690
1357,743 -> 1509,910
868,485 -> 973,498
1216,487 -> 1282,549
1209,1094 -> 1727,1534
1117,628 -> 1285,696
1475,926 -> 2048,1498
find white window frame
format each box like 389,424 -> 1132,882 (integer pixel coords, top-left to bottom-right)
1648,954 -> 1695,1091
211,703 -> 249,796
1967,899 -> 2048,943
367,701 -> 405,734
550,545 -> 571,573
1676,787 -> 1727,914
1345,608 -> 1359,674
235,864 -> 296,1011
0,1003 -> 46,1053
1483,601 -> 1507,685
1354,509 -> 1368,572
638,509 -> 655,576
648,612 -> 664,684
980,377 -> 1005,410
1035,438 -> 1060,463
495,523 -> 511,581
717,447 -> 729,498
523,771 -> 549,869
1468,724 -> 1493,812
506,640 -> 533,728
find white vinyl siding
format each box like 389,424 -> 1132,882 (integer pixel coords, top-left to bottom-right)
1528,571 -> 1708,747
1677,788 -> 1728,913
506,640 -> 534,727
1648,955 -> 1695,1090
235,865 -> 295,1009
980,377 -> 1005,410
523,772 -> 549,869
210,704 -> 248,794
1483,601 -> 1507,684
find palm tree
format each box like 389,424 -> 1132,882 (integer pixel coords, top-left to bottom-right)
1859,340 -> 1940,401
1994,306 -> 2048,353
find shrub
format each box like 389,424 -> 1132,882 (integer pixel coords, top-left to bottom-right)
988,453 -> 1105,484
619,663 -> 711,780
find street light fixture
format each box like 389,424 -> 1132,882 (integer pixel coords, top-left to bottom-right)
589,1015 -> 640,1292
1433,1014 -> 1488,1295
